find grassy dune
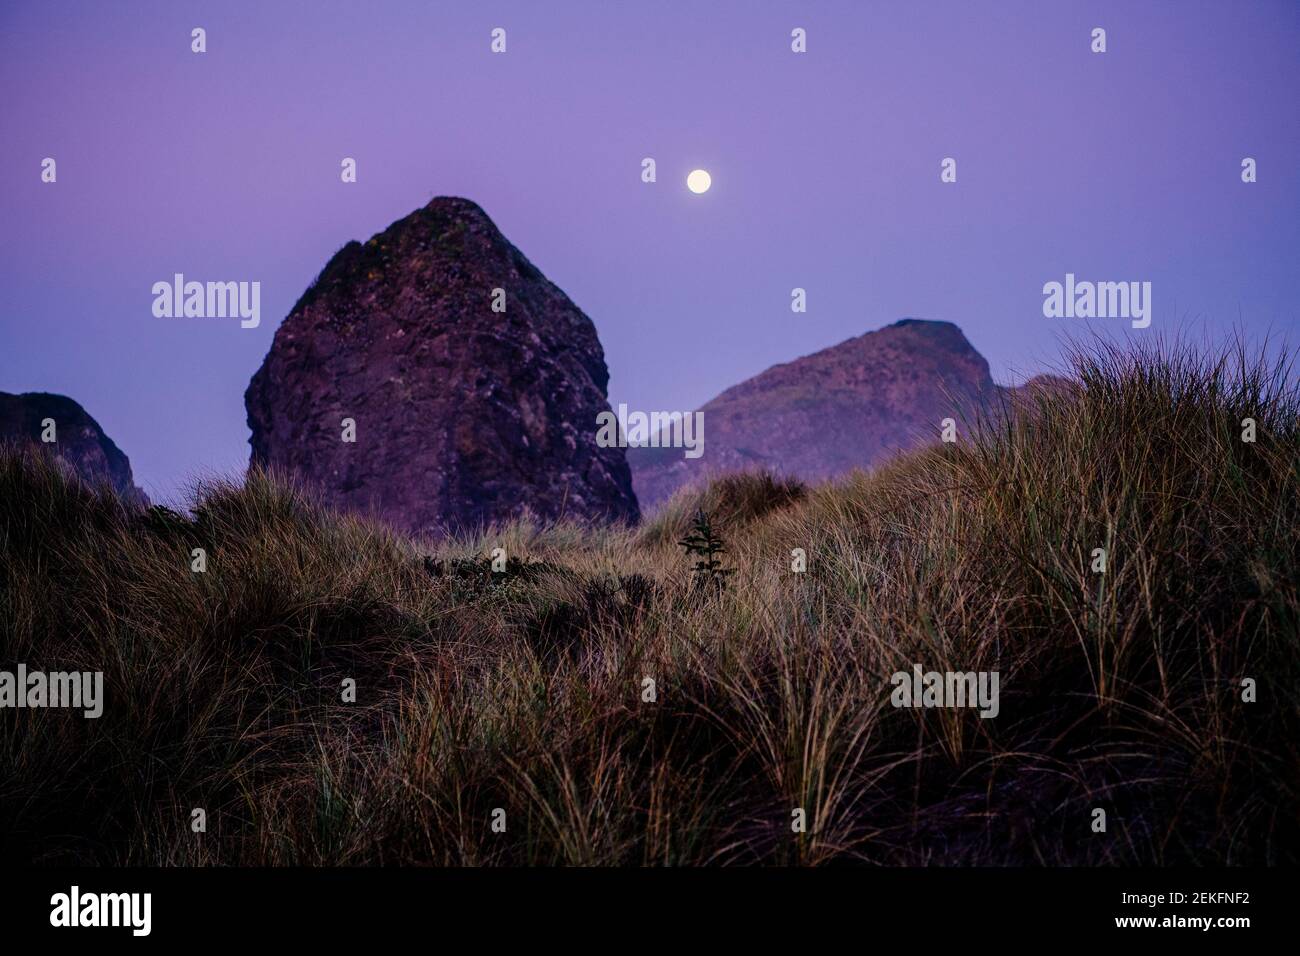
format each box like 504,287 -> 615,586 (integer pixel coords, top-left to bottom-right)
1,340 -> 1297,865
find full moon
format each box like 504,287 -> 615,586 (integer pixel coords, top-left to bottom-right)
686,169 -> 712,194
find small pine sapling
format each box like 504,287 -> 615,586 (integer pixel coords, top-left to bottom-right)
678,509 -> 734,592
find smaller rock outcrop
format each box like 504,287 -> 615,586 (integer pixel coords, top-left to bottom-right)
0,391 -> 148,505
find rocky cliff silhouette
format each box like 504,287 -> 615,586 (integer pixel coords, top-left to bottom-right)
629,318 -> 1067,509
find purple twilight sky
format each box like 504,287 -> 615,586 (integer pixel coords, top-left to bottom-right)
1,0 -> 1298,504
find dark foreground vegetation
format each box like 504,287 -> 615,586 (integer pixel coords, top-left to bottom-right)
1,340 -> 1297,864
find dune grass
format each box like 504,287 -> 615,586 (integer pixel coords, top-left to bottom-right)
1,339 -> 1297,865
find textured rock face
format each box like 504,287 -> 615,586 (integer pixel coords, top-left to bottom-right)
245,197 -> 639,536
0,391 -> 148,505
629,319 -> 1018,509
